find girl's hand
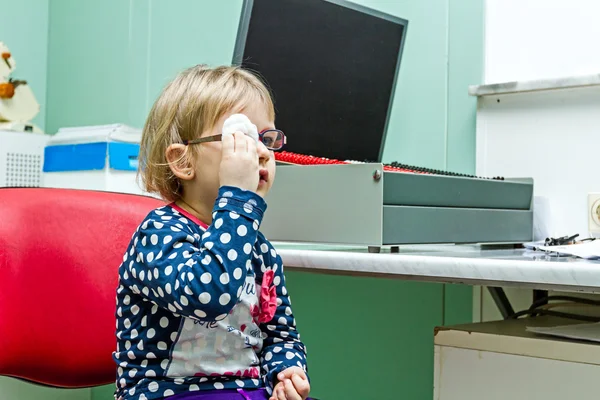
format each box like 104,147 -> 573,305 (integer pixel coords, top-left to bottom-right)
219,131 -> 260,192
270,367 -> 310,400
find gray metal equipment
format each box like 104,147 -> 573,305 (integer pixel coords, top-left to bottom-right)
261,163 -> 534,250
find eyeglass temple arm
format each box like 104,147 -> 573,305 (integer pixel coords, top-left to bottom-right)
183,134 -> 223,145
184,131 -> 284,147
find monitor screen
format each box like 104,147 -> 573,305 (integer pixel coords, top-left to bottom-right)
233,0 -> 408,162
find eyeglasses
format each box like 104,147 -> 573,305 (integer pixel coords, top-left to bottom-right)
182,129 -> 286,151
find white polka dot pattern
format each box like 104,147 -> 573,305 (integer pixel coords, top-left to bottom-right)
253,231 -> 309,394
121,191 -> 266,325
112,186 -> 307,400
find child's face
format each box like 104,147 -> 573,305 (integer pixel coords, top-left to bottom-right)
194,103 -> 277,200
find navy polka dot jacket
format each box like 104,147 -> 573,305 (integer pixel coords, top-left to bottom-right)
113,186 -> 308,400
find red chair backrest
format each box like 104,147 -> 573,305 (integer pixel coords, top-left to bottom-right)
0,188 -> 163,388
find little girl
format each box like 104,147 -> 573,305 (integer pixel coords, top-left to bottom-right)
113,65 -> 311,400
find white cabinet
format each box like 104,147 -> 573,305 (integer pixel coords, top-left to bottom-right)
434,317 -> 600,399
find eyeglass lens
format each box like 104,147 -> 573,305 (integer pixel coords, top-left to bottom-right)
261,130 -> 284,150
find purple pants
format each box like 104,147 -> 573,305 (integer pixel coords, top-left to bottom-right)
167,389 -> 269,400
167,388 -> 316,400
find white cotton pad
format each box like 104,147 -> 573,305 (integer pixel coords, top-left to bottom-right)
222,114 -> 259,142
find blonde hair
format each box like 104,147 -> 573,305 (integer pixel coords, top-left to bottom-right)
138,64 -> 275,202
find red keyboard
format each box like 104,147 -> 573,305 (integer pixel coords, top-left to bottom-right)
274,151 -> 504,180
275,151 -> 424,173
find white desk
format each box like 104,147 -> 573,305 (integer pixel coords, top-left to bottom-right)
275,243 -> 600,399
275,243 -> 600,293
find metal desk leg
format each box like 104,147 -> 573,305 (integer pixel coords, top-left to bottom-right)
531,289 -> 548,316
487,287 -> 515,319
533,290 -> 548,304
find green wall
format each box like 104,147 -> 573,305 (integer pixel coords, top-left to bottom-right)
2,0 -> 483,399
46,0 -> 243,135
0,0 -> 49,130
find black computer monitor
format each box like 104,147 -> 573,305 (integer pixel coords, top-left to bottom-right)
233,0 -> 408,162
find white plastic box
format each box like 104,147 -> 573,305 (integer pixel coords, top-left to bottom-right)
0,130 -> 49,187
42,124 -> 148,196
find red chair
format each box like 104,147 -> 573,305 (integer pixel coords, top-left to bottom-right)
0,187 -> 163,388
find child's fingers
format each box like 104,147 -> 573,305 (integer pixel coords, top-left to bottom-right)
280,386 -> 289,400
221,132 -> 234,155
270,382 -> 284,400
291,374 -> 310,397
271,385 -> 285,400
284,379 -> 302,400
277,366 -> 307,382
233,131 -> 247,153
246,133 -> 257,156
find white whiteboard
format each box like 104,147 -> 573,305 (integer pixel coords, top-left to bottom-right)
485,0 -> 600,83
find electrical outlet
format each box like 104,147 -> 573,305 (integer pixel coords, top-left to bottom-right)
588,193 -> 600,235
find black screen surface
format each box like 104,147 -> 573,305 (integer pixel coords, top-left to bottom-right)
235,0 -> 407,162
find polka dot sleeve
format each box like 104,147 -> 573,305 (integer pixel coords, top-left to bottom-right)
121,186 -> 266,322
256,236 -> 309,391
